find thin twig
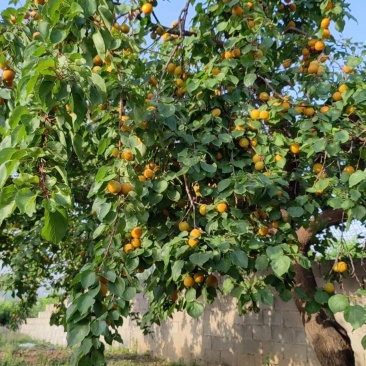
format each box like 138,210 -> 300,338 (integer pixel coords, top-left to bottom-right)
183,174 -> 196,228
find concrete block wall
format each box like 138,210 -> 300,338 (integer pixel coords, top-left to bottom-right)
19,263 -> 366,366
19,304 -> 67,346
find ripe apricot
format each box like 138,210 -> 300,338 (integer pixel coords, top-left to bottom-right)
141,3 -> 153,15
320,18 -> 330,29
250,109 -> 260,119
322,29 -> 330,39
123,243 -> 134,254
2,69 -> 15,82
93,55 -> 103,66
120,24 -> 130,34
188,238 -> 199,247
323,282 -> 335,294
167,63 -> 176,73
275,154 -> 282,162
282,59 -> 292,69
143,168 -> 154,179
131,238 -> 141,248
211,108 -> 221,117
259,110 -> 269,120
224,51 -> 233,59
206,274 -> 218,287
121,150 -> 133,161
179,221 -> 190,232
258,226 -> 269,236
259,92 -> 269,101
338,84 -> 348,93
252,154 -> 262,163
313,163 -> 323,174
333,261 -> 347,273
199,204 -> 207,216
217,202 -> 228,213
184,276 -> 195,287
342,65 -> 353,74
232,5 -> 244,16
194,272 -> 205,284
343,166 -> 355,175
107,180 -> 122,194
290,143 -> 300,154
314,40 -> 325,51
131,226 -> 143,238
254,161 -> 265,171
239,137 -> 249,148
190,228 -> 202,238
121,182 -> 133,195
100,283 -> 108,297
333,92 -> 342,101
232,48 -> 241,58
304,107 -> 315,117
320,105 -> 330,113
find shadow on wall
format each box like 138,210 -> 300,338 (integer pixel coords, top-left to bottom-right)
119,262 -> 366,366
119,283 -> 321,366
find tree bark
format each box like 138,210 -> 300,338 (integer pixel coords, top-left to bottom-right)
293,209 -> 355,366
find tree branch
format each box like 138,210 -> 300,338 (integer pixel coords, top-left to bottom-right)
296,208 -> 345,253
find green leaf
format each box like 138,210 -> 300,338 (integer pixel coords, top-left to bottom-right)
189,252 -> 213,266
108,277 -> 125,297
344,305 -> 366,329
222,278 -> 235,294
91,73 -> 107,100
266,246 -> 283,260
305,300 -> 321,314
122,286 -> 136,301
271,255 -> 291,278
230,249 -> 248,268
217,178 -> 231,192
314,290 -> 329,305
328,294 -> 349,313
287,206 -> 304,218
77,294 -> 95,314
41,208 -> 68,244
257,288 -> 273,306
50,28 -> 68,44
0,186 -> 17,225
346,55 -> 362,68
15,188 -> 37,217
200,162 -> 217,173
244,73 -> 256,87
186,301 -> 204,319
67,322 -> 90,347
172,260 -> 184,281
91,319 -> 107,337
362,335 -> 366,350
255,255 -> 269,271
185,288 -> 196,302
153,180 -> 168,193
349,170 -> 366,188
81,271 -> 97,289
92,30 -> 105,60
0,160 -> 19,189
333,130 -> 349,143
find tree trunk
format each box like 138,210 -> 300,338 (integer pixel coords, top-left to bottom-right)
293,209 -> 355,366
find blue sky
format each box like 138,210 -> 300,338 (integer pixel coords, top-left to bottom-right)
0,1 -> 365,43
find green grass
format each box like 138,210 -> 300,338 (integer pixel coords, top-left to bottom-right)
0,328 -> 196,366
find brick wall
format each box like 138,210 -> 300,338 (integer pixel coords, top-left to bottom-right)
19,262 -> 366,366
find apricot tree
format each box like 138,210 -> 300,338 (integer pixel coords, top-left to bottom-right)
0,0 -> 366,365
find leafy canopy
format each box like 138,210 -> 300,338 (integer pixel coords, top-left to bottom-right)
0,0 -> 366,364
